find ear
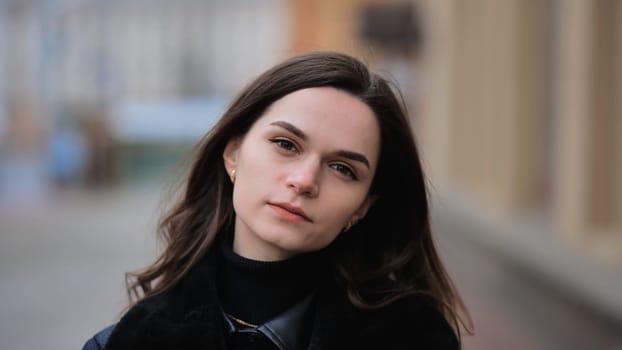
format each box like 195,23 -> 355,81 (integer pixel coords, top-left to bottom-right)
351,195 -> 378,223
222,137 -> 241,175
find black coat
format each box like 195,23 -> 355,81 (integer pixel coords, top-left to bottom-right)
83,251 -> 460,350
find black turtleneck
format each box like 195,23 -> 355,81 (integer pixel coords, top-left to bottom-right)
216,234 -> 327,326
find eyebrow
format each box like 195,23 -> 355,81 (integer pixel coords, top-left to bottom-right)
270,121 -> 307,140
269,120 -> 371,169
334,150 -> 370,169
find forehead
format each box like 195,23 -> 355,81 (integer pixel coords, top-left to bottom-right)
252,87 -> 380,162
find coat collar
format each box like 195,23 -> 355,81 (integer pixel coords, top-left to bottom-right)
103,251 -> 459,350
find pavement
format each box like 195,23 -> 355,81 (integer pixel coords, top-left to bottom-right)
1,185 -> 621,350
0,186 -> 160,350
432,192 -> 622,349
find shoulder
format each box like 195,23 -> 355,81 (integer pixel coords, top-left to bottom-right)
359,295 -> 460,349
81,324 -> 116,350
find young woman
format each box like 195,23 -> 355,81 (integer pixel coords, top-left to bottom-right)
83,51 -> 470,350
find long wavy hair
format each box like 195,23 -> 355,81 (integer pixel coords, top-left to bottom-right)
126,51 -> 471,336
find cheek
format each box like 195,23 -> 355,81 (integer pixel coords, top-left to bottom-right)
323,191 -> 367,225
231,181 -> 245,215
232,171 -> 261,207
238,140 -> 276,174
231,152 -> 273,210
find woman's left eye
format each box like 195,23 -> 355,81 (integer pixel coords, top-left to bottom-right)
330,163 -> 358,180
270,138 -> 298,152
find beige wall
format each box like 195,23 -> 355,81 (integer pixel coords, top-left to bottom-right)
419,0 -> 549,215
419,0 -> 621,261
553,0 -> 621,239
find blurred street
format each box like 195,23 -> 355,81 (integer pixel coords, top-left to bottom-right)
0,187 -> 160,350
1,187 -> 621,350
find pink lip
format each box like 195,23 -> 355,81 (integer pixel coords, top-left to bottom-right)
268,202 -> 312,222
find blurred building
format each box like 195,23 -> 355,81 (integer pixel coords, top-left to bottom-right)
55,0 -> 288,103
0,0 -> 289,190
417,0 -> 621,265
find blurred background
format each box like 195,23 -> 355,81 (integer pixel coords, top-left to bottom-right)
0,0 -> 620,349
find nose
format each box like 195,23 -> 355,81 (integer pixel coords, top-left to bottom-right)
286,158 -> 320,197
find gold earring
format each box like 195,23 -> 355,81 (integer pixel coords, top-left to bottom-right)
344,218 -> 356,232
344,221 -> 353,232
230,169 -> 236,183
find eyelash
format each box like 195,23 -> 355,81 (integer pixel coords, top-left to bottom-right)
269,138 -> 359,181
330,163 -> 358,180
270,138 -> 298,153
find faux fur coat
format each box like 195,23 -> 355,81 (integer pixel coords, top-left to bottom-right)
82,251 -> 460,350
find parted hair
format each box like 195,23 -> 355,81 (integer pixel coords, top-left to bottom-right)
126,51 -> 470,337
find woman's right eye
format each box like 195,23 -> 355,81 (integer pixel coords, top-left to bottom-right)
270,138 -> 298,153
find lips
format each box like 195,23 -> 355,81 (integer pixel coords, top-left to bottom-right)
268,202 -> 313,222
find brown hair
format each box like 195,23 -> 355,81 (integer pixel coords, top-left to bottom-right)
126,51 -> 471,336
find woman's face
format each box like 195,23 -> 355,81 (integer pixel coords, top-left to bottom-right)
223,87 -> 380,261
